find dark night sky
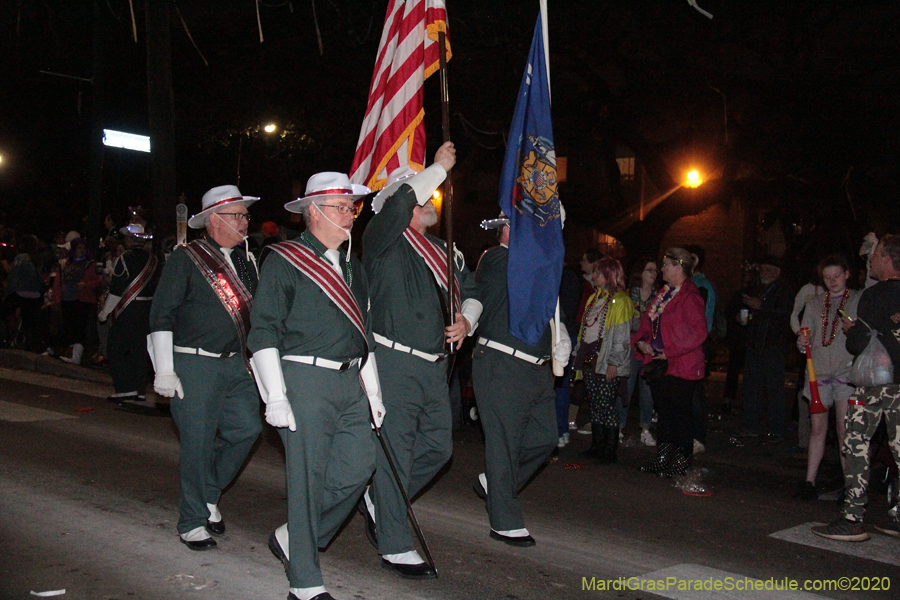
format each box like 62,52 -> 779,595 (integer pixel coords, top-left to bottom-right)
2,0 -> 899,242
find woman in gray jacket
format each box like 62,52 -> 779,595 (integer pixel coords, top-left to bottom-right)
573,257 -> 634,463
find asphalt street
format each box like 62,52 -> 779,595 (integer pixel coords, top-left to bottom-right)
0,351 -> 897,600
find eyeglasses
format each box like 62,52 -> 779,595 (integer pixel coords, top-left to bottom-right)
319,204 -> 356,215
217,212 -> 251,222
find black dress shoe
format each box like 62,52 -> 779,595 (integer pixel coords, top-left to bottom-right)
473,477 -> 487,501
380,558 -> 437,580
179,536 -> 217,551
116,398 -> 168,417
207,519 -> 225,535
357,497 -> 378,549
107,393 -> 138,403
269,531 -> 289,575
489,530 -> 536,547
287,594 -> 334,600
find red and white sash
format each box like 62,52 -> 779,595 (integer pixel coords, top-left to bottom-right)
111,253 -> 158,322
403,227 -> 460,313
182,240 -> 254,351
269,241 -> 368,344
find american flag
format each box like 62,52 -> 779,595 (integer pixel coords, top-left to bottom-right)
349,0 -> 450,192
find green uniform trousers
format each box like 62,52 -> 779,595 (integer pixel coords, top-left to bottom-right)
280,362 -> 375,588
472,345 -> 557,531
842,384 -> 900,521
372,347 -> 452,555
171,353 -> 262,534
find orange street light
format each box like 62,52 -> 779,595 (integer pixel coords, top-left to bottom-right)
684,170 -> 703,188
264,123 -> 277,133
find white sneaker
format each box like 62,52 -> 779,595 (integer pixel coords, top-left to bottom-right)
557,436 -> 567,448
693,439 -> 706,455
577,422 -> 592,434
640,430 -> 656,446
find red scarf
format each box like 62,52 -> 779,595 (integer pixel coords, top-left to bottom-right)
403,227 -> 460,313
111,253 -> 158,322
269,241 -> 367,345
183,240 -> 253,352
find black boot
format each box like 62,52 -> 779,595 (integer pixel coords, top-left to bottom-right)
641,442 -> 674,473
597,427 -> 619,464
580,424 -> 606,459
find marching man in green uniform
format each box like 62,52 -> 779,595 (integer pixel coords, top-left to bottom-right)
360,141 -> 482,579
98,223 -> 160,412
250,173 -> 384,600
148,185 -> 262,551
472,214 -> 571,546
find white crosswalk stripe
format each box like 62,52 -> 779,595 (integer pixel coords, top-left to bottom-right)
0,400 -> 77,422
771,523 -> 900,567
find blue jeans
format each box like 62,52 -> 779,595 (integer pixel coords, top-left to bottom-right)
741,345 -> 787,435
623,356 -> 654,429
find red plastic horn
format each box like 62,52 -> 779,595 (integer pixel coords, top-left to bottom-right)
799,327 -> 827,415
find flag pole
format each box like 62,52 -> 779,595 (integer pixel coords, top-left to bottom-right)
438,28 -> 457,354
539,0 -> 564,374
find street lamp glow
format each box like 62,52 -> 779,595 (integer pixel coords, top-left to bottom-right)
264,123 -> 277,133
684,170 -> 702,188
0,155 -> 4,165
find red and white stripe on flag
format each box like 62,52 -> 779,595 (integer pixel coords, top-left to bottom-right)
349,0 -> 450,192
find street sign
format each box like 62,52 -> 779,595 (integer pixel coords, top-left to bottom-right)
176,203 -> 188,245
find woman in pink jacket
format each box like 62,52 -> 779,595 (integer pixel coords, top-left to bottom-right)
634,248 -> 707,477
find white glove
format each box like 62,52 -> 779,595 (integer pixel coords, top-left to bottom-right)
359,353 -> 386,428
250,348 -> 296,431
460,298 -> 483,335
407,163 -> 448,206
98,293 -> 121,322
148,331 -> 184,399
154,371 -> 184,399
553,322 -> 572,366
265,398 -> 296,431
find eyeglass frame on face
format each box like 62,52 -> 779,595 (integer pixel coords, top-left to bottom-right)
215,212 -> 251,222
318,203 -> 362,216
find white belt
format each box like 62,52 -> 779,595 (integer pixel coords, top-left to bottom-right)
174,345 -> 237,358
282,355 -> 361,371
134,296 -> 153,301
373,333 -> 445,362
478,337 -> 548,365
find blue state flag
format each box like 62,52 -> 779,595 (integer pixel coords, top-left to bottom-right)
498,12 -> 564,347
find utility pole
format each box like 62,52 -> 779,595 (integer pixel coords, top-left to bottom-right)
87,0 -> 106,250
145,0 -> 177,237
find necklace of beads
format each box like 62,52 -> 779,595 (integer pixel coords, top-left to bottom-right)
820,288 -> 849,347
582,293 -> 609,334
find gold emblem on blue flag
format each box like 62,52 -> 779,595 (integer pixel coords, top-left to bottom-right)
514,134 -> 560,226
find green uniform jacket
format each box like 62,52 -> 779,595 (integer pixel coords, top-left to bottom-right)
475,245 -> 551,356
149,238 -> 258,355
109,246 -> 160,297
248,234 -> 372,360
363,185 -> 478,355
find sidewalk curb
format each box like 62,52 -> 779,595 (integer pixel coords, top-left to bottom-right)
0,349 -> 113,385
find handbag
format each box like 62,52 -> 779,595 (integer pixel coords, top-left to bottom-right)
641,359 -> 669,382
